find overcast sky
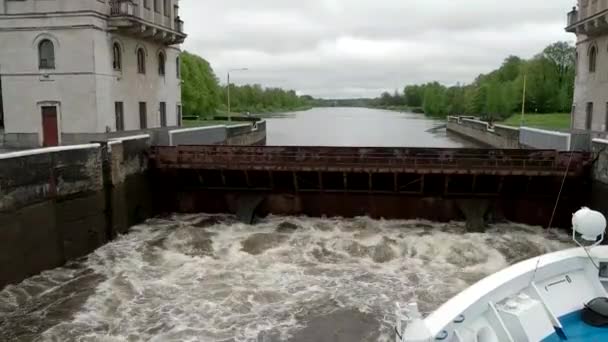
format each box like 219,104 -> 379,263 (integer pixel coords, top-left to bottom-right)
181,1 -> 576,99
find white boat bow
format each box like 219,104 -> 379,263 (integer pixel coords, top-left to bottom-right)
396,208 -> 608,342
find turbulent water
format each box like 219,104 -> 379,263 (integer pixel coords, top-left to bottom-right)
0,215 -> 573,342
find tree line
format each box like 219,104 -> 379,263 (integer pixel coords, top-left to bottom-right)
372,41 -> 576,120
180,51 -> 310,118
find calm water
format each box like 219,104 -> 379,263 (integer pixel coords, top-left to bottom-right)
266,107 -> 475,147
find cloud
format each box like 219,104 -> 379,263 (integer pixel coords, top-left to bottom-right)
181,0 -> 575,98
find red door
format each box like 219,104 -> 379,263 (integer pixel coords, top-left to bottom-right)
42,106 -> 58,147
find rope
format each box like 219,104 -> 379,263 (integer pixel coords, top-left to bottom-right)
530,139 -> 577,285
547,150 -> 576,230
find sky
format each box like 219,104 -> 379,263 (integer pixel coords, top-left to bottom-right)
181,0 -> 576,99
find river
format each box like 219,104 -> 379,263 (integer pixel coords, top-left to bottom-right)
265,107 -> 475,147
0,109 -> 569,342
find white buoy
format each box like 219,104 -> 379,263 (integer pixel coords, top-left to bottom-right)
572,207 -> 607,245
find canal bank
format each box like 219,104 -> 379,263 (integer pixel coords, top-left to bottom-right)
0,122 -> 267,289
0,137 -> 152,289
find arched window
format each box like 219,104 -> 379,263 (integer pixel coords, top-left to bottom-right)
158,52 -> 166,76
137,48 -> 146,74
39,39 -> 55,69
589,45 -> 597,73
176,56 -> 181,79
112,43 -> 122,71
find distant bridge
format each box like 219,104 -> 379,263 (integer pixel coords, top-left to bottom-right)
150,146 -> 592,230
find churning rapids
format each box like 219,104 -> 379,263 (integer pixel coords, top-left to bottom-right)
0,215 -> 573,342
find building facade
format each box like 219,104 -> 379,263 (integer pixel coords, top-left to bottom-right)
567,1 -> 608,133
0,0 -> 186,147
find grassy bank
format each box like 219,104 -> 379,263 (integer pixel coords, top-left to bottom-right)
499,113 -> 571,130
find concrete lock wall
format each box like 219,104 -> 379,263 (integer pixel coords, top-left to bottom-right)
592,139 -> 608,218
0,135 -> 152,289
169,125 -> 228,145
446,117 -> 521,149
447,117 -> 591,151
168,120 -> 267,146
519,127 -> 571,151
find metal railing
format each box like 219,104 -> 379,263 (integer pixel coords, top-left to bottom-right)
150,146 -> 590,176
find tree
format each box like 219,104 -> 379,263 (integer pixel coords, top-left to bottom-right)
376,41 -> 576,119
423,82 -> 447,116
404,85 -> 425,107
181,51 -> 221,118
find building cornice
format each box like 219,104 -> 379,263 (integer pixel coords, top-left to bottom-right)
0,10 -> 109,21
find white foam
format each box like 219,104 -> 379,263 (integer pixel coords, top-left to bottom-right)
1,215 -> 573,341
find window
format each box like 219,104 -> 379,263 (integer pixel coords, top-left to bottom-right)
137,48 -> 146,74
575,52 -> 579,76
115,102 -> 124,131
163,0 -> 170,16
139,102 -> 147,129
589,45 -> 597,73
586,102 -> 594,130
605,103 -> 608,131
144,0 -> 150,9
0,77 -> 4,129
160,102 -> 167,127
39,39 -> 55,69
176,56 -> 181,79
112,43 -> 122,71
177,104 -> 182,127
158,52 -> 166,76
154,0 -> 160,13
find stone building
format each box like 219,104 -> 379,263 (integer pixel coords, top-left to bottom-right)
0,0 -> 186,147
567,1 -> 608,133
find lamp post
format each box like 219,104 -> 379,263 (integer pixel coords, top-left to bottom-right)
227,68 -> 248,122
520,73 -> 527,127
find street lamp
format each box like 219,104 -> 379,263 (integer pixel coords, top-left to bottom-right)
227,68 -> 248,121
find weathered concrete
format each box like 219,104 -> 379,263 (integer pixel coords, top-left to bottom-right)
592,139 -> 608,218
447,117 -> 520,149
169,125 -> 228,145
226,121 -> 267,145
168,120 -> 267,146
447,116 -> 593,151
0,136 -> 152,289
520,127 -> 571,151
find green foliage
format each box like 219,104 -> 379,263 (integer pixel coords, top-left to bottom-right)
372,41 -> 576,119
180,51 -> 221,118
221,84 -> 310,113
180,51 -> 311,117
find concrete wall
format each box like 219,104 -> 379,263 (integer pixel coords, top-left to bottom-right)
447,116 -> 594,151
592,139 -> 608,219
169,125 -> 228,145
520,127 -> 571,151
446,117 -> 520,149
168,121 -> 267,146
226,120 -> 267,145
0,136 -> 152,288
